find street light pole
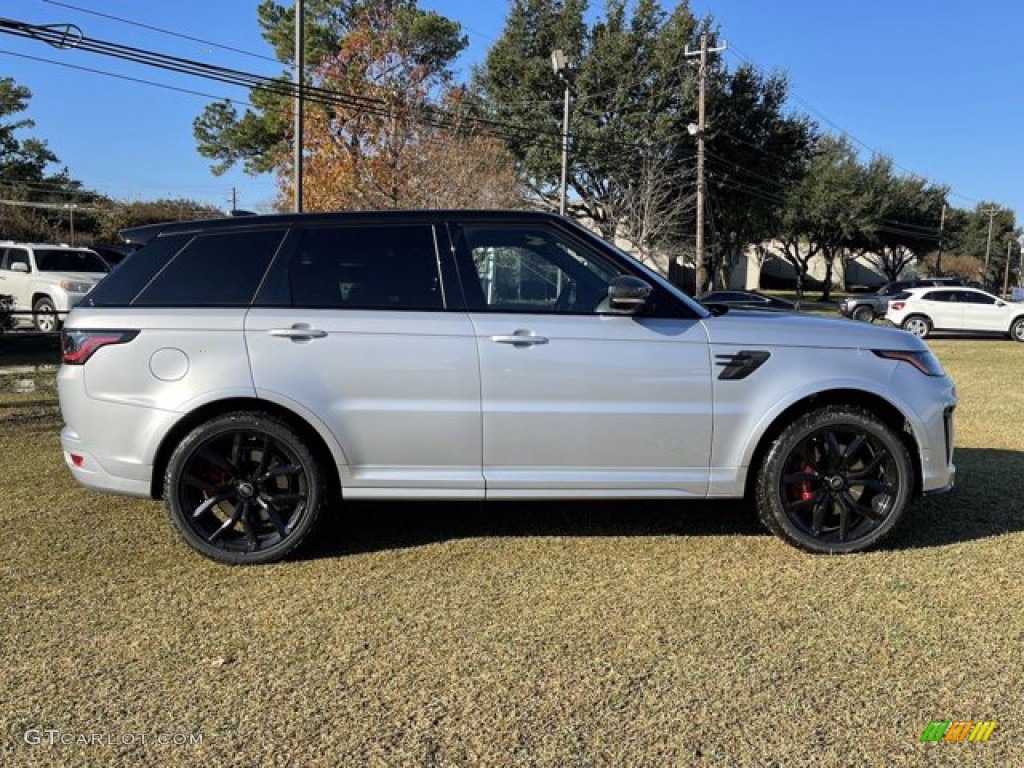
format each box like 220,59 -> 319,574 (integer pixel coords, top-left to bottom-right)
551,50 -> 575,217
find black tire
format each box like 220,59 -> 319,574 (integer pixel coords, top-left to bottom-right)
852,305 -> 875,323
1010,317 -> 1024,343
901,314 -> 931,338
33,297 -> 60,333
755,406 -> 914,554
165,411 -> 326,564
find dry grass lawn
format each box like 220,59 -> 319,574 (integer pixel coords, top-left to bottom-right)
0,338 -> 1021,766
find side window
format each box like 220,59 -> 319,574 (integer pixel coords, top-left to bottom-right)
460,226 -> 622,314
290,225 -> 443,310
961,291 -> 995,305
923,291 -> 951,302
133,229 -> 285,306
4,249 -> 31,272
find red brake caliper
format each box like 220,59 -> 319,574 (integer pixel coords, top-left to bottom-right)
796,463 -> 816,501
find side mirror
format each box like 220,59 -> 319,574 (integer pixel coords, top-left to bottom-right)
10,262 -> 29,274
608,275 -> 653,313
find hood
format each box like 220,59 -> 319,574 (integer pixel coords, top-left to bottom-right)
701,310 -> 923,351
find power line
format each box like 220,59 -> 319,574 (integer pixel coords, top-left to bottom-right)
0,48 -> 257,108
39,0 -> 282,66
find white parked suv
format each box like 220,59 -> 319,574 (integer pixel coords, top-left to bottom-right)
0,241 -> 110,332
57,211 -> 957,563
886,286 -> 1024,341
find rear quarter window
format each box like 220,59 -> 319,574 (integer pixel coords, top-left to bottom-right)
132,229 -> 287,307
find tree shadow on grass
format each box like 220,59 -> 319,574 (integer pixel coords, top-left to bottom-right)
301,447 -> 1024,559
886,447 -> 1024,550
302,497 -> 767,560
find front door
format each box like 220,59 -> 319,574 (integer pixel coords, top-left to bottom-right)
451,222 -> 713,498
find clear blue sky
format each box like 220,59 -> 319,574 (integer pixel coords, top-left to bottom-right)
2,0 -> 1021,218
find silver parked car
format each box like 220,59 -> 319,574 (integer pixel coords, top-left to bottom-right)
58,211 -> 957,563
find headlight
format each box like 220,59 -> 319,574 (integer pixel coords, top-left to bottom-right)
59,280 -> 92,293
873,349 -> 945,377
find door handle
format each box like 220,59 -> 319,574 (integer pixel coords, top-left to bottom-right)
491,329 -> 549,347
268,325 -> 328,340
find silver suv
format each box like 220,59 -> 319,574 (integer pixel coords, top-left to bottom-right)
0,241 -> 110,331
57,211 -> 957,563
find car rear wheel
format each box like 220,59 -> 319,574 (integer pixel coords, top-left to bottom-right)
901,315 -> 931,338
1011,317 -> 1024,343
33,297 -> 60,333
755,406 -> 914,554
165,412 -> 326,564
852,306 -> 875,323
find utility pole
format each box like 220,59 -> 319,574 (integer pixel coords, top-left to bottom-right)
685,32 -> 726,294
293,0 -> 304,214
231,186 -> 238,213
981,207 -> 998,287
935,202 -> 946,275
551,50 -> 576,217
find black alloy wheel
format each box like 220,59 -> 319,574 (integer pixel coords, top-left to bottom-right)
165,412 -> 325,564
756,406 -> 913,554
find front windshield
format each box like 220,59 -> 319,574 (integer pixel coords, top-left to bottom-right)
35,249 -> 110,273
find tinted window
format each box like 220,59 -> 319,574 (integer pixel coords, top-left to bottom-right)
2,248 -> 30,271
959,291 -> 996,305
923,291 -> 954,302
290,225 -> 442,310
133,229 -> 285,306
460,226 -> 621,313
84,234 -> 189,307
35,249 -> 109,273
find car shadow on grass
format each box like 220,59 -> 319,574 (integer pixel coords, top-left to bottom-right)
886,447 -> 1024,550
301,447 -> 1024,559
301,497 -> 767,560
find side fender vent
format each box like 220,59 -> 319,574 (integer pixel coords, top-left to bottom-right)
715,350 -> 771,380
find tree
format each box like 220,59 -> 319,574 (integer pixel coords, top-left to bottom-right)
773,136 -> 863,298
94,199 -> 225,243
476,0 -> 697,252
704,64 -> 815,290
193,0 -> 469,199
0,77 -> 86,241
945,203 -> 1018,288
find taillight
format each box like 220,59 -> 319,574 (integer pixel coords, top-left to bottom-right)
61,330 -> 139,365
890,301 -> 906,311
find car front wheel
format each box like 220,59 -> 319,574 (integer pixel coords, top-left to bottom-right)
901,315 -> 931,338
33,297 -> 60,333
165,412 -> 326,564
755,406 -> 914,554
1011,317 -> 1024,343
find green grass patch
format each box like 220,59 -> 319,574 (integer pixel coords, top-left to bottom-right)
0,339 -> 1021,765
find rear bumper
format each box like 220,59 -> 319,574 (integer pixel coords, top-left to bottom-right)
60,426 -> 152,497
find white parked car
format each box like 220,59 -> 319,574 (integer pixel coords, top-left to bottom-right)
886,286 -> 1024,341
58,211 -> 957,563
0,241 -> 110,332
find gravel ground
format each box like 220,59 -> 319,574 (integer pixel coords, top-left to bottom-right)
0,339 -> 1021,766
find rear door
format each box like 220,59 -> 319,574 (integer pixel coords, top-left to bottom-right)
450,221 -> 712,497
919,289 -> 961,329
245,221 -> 482,499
